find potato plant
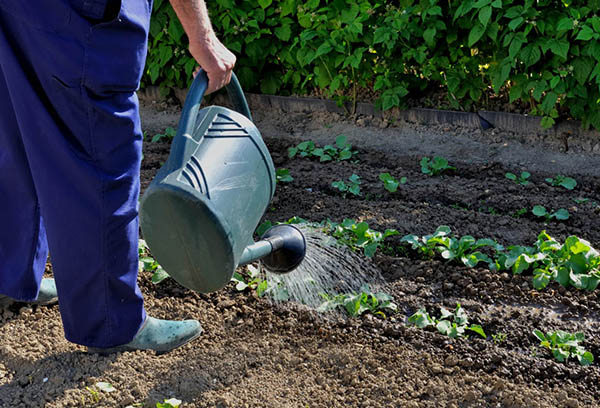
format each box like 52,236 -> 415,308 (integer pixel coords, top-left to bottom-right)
505,171 -> 531,185
317,285 -> 397,317
379,172 -> 407,193
138,239 -> 169,284
323,218 -> 399,257
288,135 -> 357,162
331,174 -> 362,197
408,303 -> 487,339
533,329 -> 594,366
420,156 -> 455,176
545,175 -> 577,190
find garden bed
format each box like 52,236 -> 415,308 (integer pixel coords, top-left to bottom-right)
1,102 -> 600,407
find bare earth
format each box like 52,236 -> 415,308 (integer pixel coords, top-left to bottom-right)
1,98 -> 599,407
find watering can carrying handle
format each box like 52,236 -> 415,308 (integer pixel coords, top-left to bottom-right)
177,69 -> 253,139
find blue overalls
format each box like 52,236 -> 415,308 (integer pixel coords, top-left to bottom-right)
0,0 -> 152,347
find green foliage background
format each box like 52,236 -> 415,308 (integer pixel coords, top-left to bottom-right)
143,0 -> 600,130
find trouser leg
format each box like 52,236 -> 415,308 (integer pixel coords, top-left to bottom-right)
0,66 -> 48,301
0,0 -> 151,347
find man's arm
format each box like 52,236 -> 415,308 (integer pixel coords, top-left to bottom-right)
169,0 -> 236,94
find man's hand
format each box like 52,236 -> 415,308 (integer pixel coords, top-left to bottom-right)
169,0 -> 236,94
189,31 -> 236,94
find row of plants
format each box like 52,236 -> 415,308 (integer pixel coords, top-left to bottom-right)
145,0 -> 600,130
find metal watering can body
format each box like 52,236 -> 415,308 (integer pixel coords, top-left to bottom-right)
140,71 -> 305,293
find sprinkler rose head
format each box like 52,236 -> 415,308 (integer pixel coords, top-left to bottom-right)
260,224 -> 307,274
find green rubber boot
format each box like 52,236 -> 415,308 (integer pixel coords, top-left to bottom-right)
88,316 -> 202,354
0,278 -> 58,307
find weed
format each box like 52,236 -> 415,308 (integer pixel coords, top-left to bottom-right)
323,219 -> 398,258
532,205 -> 570,221
408,303 -> 486,339
511,208 -> 528,218
420,156 -> 455,176
332,174 -> 362,197
276,168 -> 293,183
533,329 -> 593,366
492,333 -> 507,344
138,239 -> 169,284
151,127 -> 176,143
505,171 -> 531,185
317,285 -> 397,317
545,175 -> 577,190
379,172 -> 407,193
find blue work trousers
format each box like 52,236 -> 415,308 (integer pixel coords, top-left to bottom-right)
0,0 -> 152,347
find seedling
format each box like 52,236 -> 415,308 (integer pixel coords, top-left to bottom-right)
505,171 -> 531,185
288,140 -> 316,158
276,168 -> 293,183
533,329 -> 593,366
288,135 -> 357,162
492,333 -> 507,344
331,174 -> 362,197
545,175 -> 577,190
323,219 -> 399,257
156,399 -> 182,408
231,264 -> 268,296
420,156 -> 455,176
138,239 -> 169,284
532,205 -> 570,221
151,126 -> 176,143
379,172 -> 406,193
408,303 -> 486,339
511,208 -> 528,218
317,285 -> 397,317
401,226 -> 501,267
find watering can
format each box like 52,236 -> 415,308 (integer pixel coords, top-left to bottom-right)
140,70 -> 306,293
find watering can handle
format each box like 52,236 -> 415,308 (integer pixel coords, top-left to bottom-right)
177,69 -> 253,139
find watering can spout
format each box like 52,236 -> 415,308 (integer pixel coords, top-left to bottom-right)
239,225 -> 307,273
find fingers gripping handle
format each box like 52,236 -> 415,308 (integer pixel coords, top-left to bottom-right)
176,70 -> 253,141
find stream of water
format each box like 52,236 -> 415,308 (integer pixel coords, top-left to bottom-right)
260,224 -> 385,314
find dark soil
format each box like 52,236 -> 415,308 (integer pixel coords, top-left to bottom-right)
1,102 -> 599,407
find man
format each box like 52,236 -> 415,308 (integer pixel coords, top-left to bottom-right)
0,0 -> 235,353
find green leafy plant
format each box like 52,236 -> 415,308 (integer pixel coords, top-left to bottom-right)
505,171 -> 531,185
492,333 -> 507,344
379,172 -> 407,193
511,208 -> 528,218
151,127 -> 177,143
138,239 -> 169,284
231,264 -> 269,296
545,175 -> 577,190
156,398 -> 183,408
532,205 -> 570,221
494,231 -> 600,291
533,329 -> 594,366
276,168 -> 293,183
420,156 -> 455,176
323,219 -> 398,257
331,174 -> 362,197
288,136 -> 357,162
408,303 -> 486,339
317,285 -> 397,317
401,226 -> 501,267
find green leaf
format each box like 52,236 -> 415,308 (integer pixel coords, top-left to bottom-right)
151,267 -> 170,284
96,382 -> 116,393
540,116 -> 555,129
556,17 -> 574,32
468,23 -> 486,47
576,25 -> 594,41
552,208 -> 570,220
274,25 -> 292,41
257,0 -> 272,9
508,17 -> 523,31
532,205 -> 547,217
423,28 -> 436,45
533,329 -> 546,342
541,92 -> 558,114
436,320 -> 452,335
549,39 -> 570,59
478,6 -> 492,27
520,45 -> 541,67
466,325 -> 487,339
573,58 -> 594,85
